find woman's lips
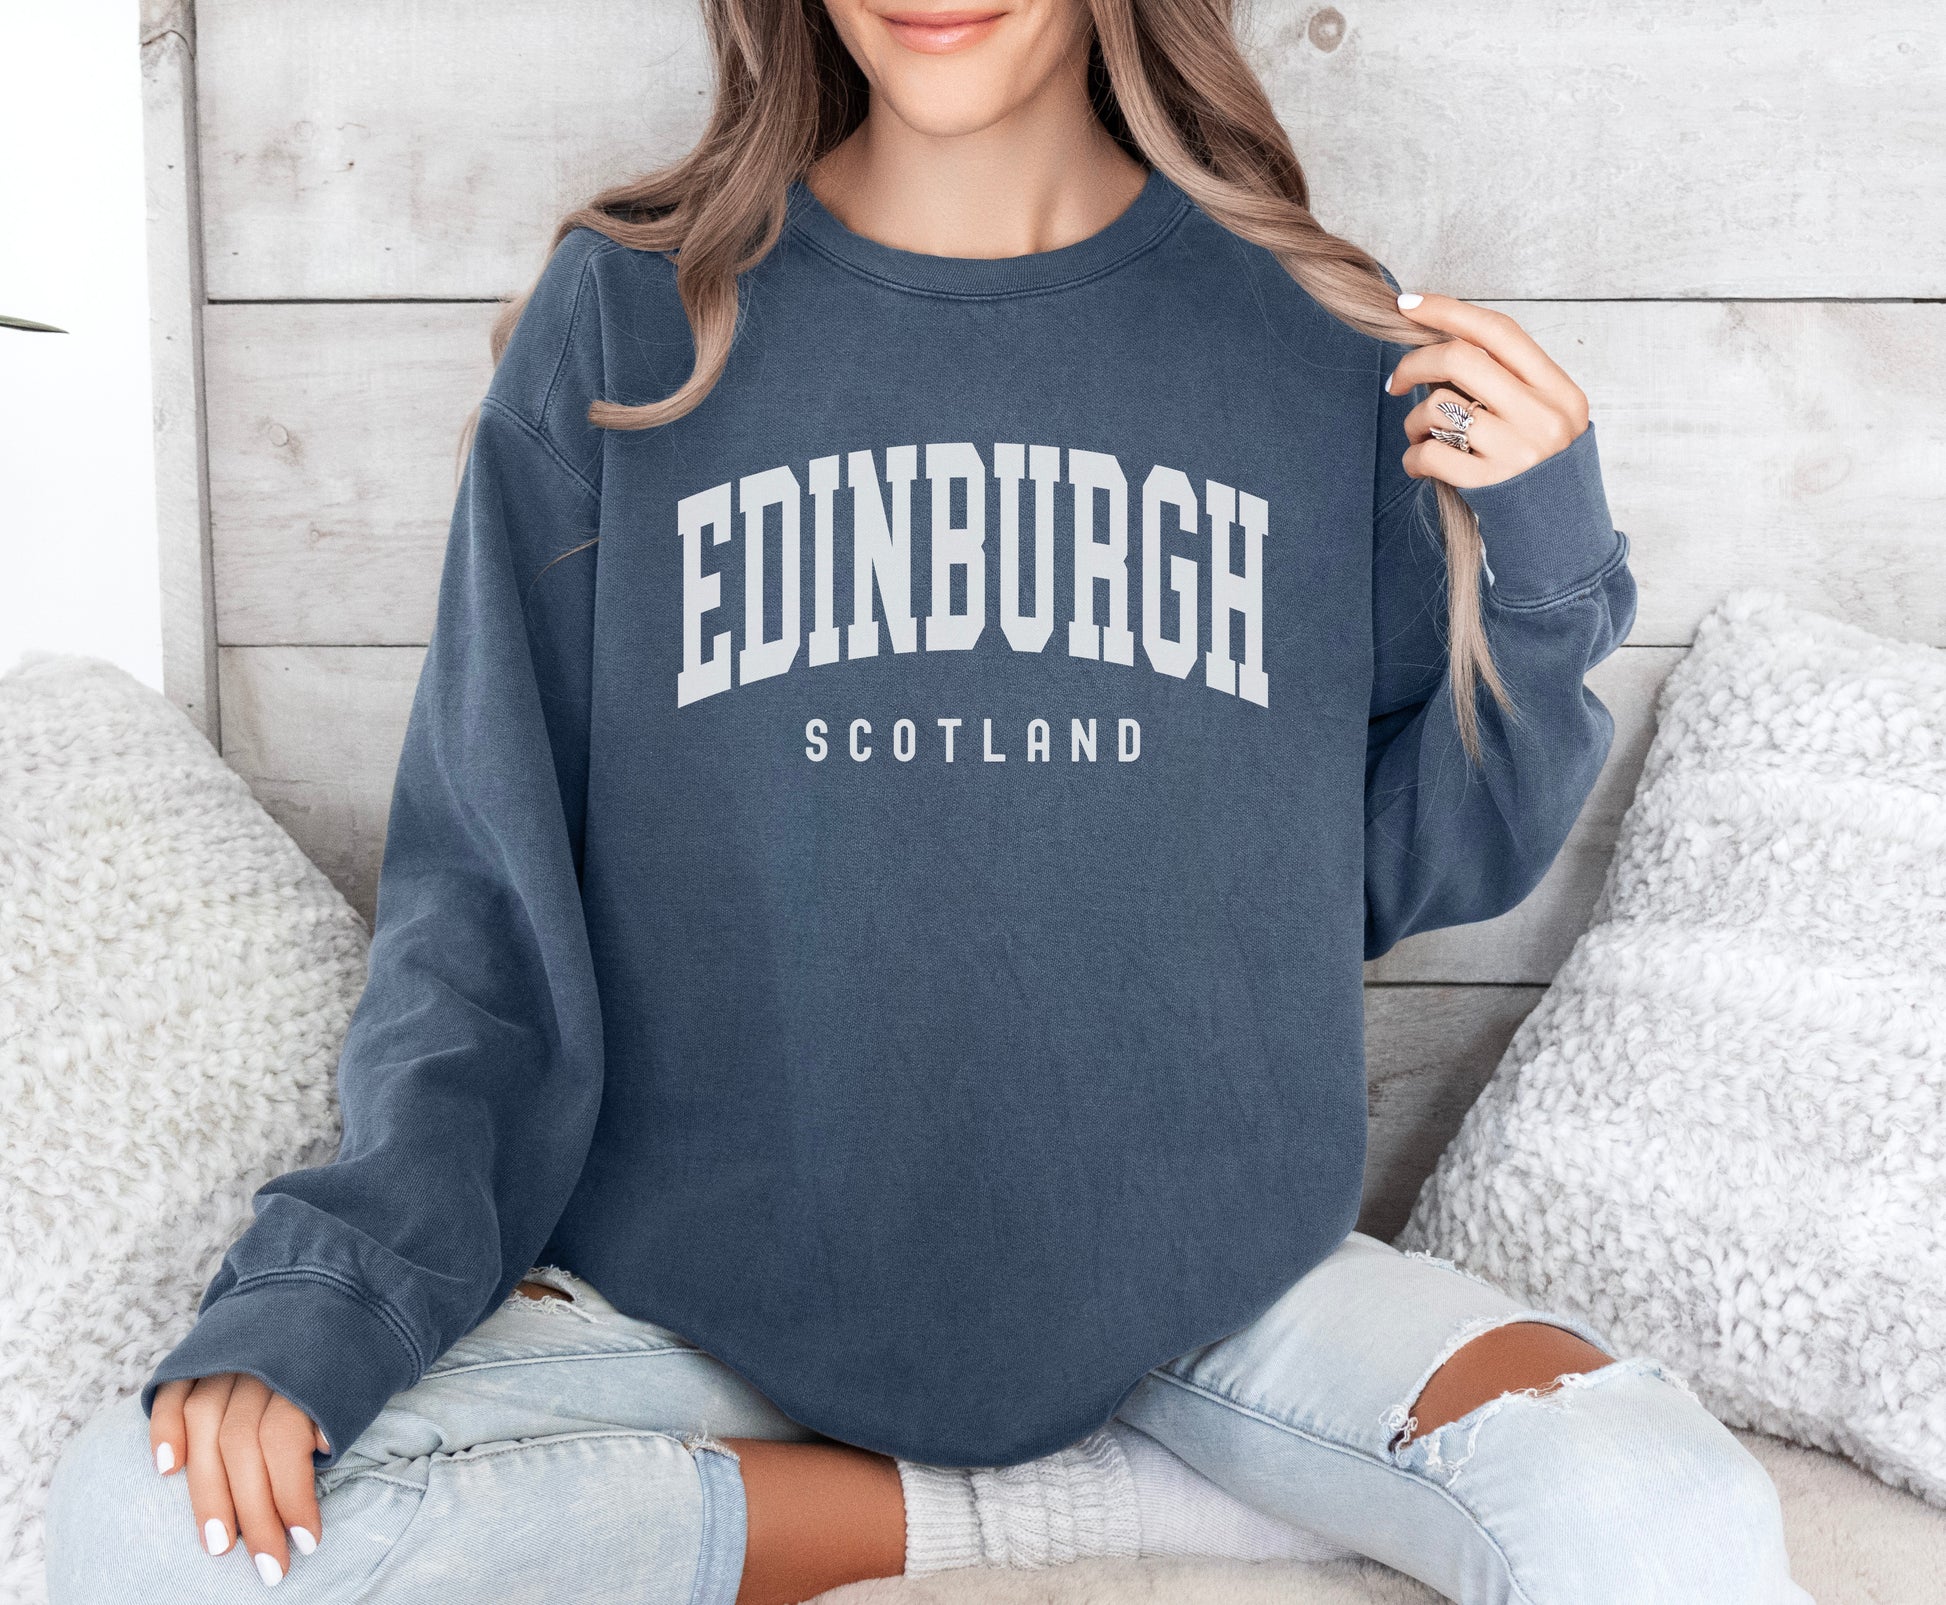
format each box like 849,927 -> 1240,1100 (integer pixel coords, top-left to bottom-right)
879,8 -> 1006,52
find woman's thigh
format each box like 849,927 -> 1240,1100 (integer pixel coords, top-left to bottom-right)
1114,1231 -> 1809,1605
46,1266 -> 807,1604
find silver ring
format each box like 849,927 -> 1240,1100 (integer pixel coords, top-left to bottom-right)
1429,397 -> 1477,454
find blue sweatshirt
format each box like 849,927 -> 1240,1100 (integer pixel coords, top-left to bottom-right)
146,168 -> 1637,1469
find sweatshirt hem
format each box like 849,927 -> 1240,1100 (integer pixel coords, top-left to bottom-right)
616,1213 -> 1364,1469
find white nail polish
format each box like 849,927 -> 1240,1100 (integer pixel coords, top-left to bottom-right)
154,1443 -> 174,1474
1385,365 -> 1398,390
203,1518 -> 230,1556
1397,291 -> 1424,309
253,1552 -> 284,1587
288,1525 -> 318,1557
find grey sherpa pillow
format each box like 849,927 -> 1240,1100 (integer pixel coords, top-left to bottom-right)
0,655 -> 369,1603
1399,589 -> 1946,1507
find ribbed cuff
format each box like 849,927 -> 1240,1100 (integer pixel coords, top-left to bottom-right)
142,1271 -> 423,1470
1456,419 -> 1625,606
973,1426 -> 1142,1569
899,1461 -> 986,1575
899,1429 -> 1143,1575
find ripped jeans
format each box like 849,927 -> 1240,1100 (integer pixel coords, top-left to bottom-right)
45,1231 -> 1809,1605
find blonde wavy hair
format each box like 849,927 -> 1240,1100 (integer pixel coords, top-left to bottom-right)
490,0 -> 1515,759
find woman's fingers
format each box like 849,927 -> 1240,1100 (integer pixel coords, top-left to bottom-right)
1400,434 -> 1508,490
1406,387 -> 1561,473
150,1378 -> 190,1477
168,1372 -> 325,1583
1386,287 -> 1596,495
1384,290 -> 1590,490
1387,338 -> 1564,443
1403,388 -> 1516,453
182,1374 -> 239,1556
219,1376 -> 292,1585
1392,291 -> 1589,425
261,1393 -> 325,1560
1392,389 -> 1519,487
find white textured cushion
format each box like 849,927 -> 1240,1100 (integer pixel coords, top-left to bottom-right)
0,655 -> 367,1603
1399,588 -> 1946,1508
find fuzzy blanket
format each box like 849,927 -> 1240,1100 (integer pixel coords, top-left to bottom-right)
0,655 -> 369,1603
1399,589 -> 1946,1509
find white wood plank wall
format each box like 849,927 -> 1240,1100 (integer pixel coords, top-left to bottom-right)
172,0 -> 1946,1236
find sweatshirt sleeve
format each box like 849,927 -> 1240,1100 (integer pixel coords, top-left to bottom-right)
1363,331 -> 1639,962
141,235 -> 613,1466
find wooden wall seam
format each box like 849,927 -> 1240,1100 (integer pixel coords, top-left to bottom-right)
141,0 -> 220,745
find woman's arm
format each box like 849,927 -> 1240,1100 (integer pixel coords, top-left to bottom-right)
1364,293 -> 1639,959
139,232 -> 616,1572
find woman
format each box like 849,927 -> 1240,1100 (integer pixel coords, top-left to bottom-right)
47,0 -> 1809,1600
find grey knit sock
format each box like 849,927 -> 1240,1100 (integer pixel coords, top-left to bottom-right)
897,1421 -> 1353,1574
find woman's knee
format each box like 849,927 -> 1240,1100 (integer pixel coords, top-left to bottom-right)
46,1393 -> 203,1602
1591,1367 -> 1798,1592
1394,1356 -> 1802,1602
1583,1362 -> 1788,1528
48,1393 -> 155,1536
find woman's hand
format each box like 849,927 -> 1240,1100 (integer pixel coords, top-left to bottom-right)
151,1374 -> 329,1585
1383,292 -> 1591,489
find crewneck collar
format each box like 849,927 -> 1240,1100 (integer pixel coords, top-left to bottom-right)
783,166 -> 1190,299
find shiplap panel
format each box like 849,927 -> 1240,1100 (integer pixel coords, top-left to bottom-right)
215,643 -> 1667,983
206,304 -> 494,646
198,0 -> 711,301
196,0 -> 1946,301
1358,984 -> 1544,1240
206,299 -> 1946,649
217,645 -> 419,916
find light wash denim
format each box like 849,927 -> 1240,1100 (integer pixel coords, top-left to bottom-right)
46,1233 -> 1810,1605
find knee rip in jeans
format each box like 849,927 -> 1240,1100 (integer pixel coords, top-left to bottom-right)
680,1432 -> 742,1464
1381,1313 -> 1700,1491
508,1264 -> 598,1322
